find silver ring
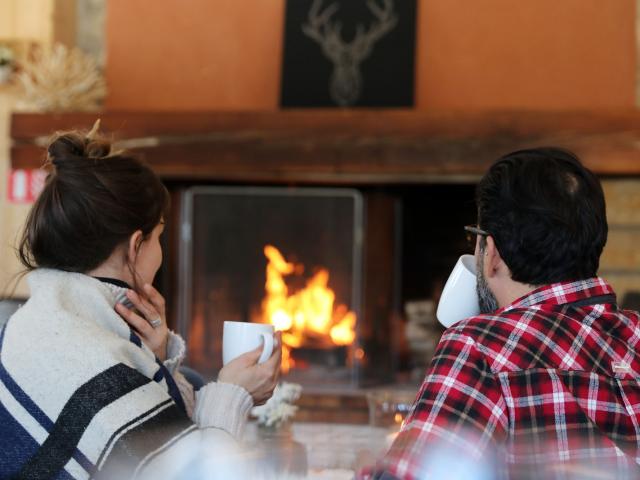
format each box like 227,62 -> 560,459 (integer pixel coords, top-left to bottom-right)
150,317 -> 162,328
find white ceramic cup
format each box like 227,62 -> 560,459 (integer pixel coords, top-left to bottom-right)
223,321 -> 274,365
436,254 -> 480,328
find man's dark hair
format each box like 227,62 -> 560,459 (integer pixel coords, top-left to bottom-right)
476,147 -> 607,285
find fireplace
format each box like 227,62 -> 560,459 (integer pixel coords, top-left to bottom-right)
176,187 -> 365,386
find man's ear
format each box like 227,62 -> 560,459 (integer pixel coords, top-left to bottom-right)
127,230 -> 144,264
483,235 -> 504,279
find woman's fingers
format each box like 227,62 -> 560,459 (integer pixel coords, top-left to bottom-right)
264,332 -> 283,369
218,333 -> 282,406
232,332 -> 282,369
115,303 -> 153,336
143,284 -> 166,316
234,345 -> 265,366
126,290 -> 154,316
115,299 -> 168,361
126,290 -> 161,327
260,334 -> 282,390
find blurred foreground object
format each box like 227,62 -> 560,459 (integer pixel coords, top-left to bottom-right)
251,383 -> 307,477
17,43 -> 106,111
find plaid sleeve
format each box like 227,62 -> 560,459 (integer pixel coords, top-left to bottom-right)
360,331 -> 509,480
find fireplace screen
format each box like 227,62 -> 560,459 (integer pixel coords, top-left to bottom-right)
178,187 -> 364,386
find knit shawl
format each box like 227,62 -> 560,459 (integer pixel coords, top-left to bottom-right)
0,269 -> 195,479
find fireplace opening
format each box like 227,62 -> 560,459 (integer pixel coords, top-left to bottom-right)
167,183 -> 477,388
176,187 -> 364,387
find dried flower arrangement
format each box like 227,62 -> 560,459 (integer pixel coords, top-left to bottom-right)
252,382 -> 303,428
17,43 -> 106,111
0,45 -> 14,67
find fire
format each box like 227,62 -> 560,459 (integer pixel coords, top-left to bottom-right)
260,245 -> 357,373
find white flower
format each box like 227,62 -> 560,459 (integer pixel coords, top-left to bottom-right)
252,382 -> 302,428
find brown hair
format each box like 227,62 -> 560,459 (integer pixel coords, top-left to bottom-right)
18,128 -> 169,274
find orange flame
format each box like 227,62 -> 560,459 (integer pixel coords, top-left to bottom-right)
260,245 -> 357,373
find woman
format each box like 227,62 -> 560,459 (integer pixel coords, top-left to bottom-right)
0,126 -> 281,479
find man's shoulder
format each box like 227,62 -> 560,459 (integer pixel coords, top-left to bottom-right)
448,309 -> 529,338
441,309 -> 545,370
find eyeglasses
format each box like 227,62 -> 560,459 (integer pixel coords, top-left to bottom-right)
464,224 -> 490,250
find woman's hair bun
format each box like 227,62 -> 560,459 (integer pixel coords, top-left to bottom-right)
47,125 -> 112,167
20,123 -> 169,274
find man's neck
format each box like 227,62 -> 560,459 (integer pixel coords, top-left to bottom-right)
496,280 -> 540,309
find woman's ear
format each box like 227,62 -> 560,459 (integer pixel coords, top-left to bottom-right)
127,230 -> 144,264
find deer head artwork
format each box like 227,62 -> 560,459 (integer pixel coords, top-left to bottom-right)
302,0 -> 398,107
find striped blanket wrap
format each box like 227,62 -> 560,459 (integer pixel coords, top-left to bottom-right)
0,269 -> 199,479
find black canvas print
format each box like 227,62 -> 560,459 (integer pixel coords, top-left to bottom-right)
281,0 -> 417,107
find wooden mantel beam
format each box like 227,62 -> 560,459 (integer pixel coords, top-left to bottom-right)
11,110 -> 640,183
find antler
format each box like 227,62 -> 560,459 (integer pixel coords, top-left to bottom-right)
302,0 -> 346,62
351,0 -> 398,60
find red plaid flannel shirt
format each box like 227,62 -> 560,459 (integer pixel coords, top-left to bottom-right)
361,278 -> 640,479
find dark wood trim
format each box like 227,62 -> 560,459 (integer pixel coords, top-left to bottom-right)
360,192 -> 399,384
12,110 -> 640,139
11,110 -> 640,182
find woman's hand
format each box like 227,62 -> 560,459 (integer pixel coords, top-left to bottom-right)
115,284 -> 169,361
218,332 -> 282,406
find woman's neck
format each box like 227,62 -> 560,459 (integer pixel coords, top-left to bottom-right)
87,263 -> 132,286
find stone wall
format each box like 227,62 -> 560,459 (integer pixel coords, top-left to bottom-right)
600,180 -> 640,304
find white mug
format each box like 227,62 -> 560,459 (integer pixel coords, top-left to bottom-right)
223,321 -> 274,365
436,254 -> 480,328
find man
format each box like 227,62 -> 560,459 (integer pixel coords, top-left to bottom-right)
361,148 -> 640,479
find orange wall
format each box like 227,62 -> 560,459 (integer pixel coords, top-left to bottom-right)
106,0 -> 636,111
106,0 -> 286,110
418,0 -> 636,109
